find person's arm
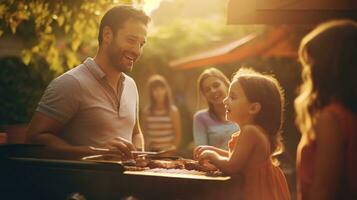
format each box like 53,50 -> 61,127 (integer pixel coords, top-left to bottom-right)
198,126 -> 258,175
26,112 -> 96,159
193,113 -> 208,146
132,119 -> 144,151
132,96 -> 144,151
170,106 -> 182,148
308,110 -> 344,200
194,145 -> 229,159
132,81 -> 144,151
27,112 -> 136,160
140,108 -> 150,150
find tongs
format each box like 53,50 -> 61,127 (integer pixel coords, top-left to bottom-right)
131,146 -> 180,159
86,146 -> 179,159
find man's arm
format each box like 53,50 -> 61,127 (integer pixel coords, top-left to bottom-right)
132,89 -> 144,151
26,112 -> 96,159
132,119 -> 144,151
27,112 -> 135,160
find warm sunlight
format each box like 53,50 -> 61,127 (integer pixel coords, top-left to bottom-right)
142,0 -> 167,15
1,1 -> 356,199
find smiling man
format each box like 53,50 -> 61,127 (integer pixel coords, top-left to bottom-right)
26,5 -> 150,160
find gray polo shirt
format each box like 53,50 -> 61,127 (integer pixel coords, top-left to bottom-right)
36,57 -> 138,146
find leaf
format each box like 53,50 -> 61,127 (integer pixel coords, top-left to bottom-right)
71,36 -> 81,51
64,25 -> 70,33
21,50 -> 32,65
57,15 -> 65,26
31,45 -> 40,53
50,57 -> 63,73
65,50 -> 80,68
0,4 -> 7,17
73,20 -> 84,33
45,44 -> 62,73
45,25 -> 52,34
16,9 -> 29,21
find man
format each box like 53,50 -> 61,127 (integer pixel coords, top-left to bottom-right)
26,5 -> 150,160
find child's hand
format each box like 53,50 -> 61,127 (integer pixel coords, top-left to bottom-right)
197,150 -> 219,163
193,145 -> 214,160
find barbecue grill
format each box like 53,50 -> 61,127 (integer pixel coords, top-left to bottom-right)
0,144 -> 243,200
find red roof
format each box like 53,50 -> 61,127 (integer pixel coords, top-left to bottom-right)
169,26 -> 298,70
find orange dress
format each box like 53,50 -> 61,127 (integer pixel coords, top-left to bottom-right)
297,102 -> 357,200
228,132 -> 291,200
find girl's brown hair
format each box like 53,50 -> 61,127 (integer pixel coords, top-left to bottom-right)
295,20 -> 357,139
197,68 -> 230,119
146,74 -> 174,114
233,68 -> 285,157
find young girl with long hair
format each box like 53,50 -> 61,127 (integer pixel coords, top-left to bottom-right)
295,20 -> 357,200
142,75 -> 182,152
196,68 -> 290,200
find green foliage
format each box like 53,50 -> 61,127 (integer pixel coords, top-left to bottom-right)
0,57 -> 55,125
0,0 -> 135,73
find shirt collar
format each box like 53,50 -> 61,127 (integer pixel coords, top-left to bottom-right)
84,57 -> 126,84
84,57 -> 106,80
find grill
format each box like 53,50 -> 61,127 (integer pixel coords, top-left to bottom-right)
0,144 -> 243,200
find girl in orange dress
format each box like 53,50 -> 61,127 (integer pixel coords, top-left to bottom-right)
295,20 -> 357,200
195,68 -> 290,200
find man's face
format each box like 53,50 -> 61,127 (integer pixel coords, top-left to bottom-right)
107,18 -> 148,73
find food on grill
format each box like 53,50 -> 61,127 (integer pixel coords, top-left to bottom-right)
124,166 -> 149,171
147,159 -> 185,169
135,157 -> 151,167
82,154 -> 223,176
184,159 -> 218,172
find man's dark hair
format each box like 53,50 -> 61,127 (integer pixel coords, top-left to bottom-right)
98,5 -> 150,45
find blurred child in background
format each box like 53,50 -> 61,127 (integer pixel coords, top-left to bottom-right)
142,75 -> 182,152
196,68 -> 290,200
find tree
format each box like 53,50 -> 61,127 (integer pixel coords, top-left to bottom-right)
0,0 -> 137,73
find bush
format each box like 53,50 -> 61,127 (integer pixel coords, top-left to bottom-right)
0,57 -> 54,125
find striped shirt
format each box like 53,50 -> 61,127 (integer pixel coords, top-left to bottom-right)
145,112 -> 175,151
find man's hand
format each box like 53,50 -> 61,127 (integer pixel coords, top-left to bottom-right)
103,137 -> 136,159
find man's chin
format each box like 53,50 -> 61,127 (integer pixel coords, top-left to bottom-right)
124,65 -> 133,72
117,64 -> 133,73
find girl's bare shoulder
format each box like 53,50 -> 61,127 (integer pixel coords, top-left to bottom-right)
239,125 -> 264,143
241,125 -> 263,134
